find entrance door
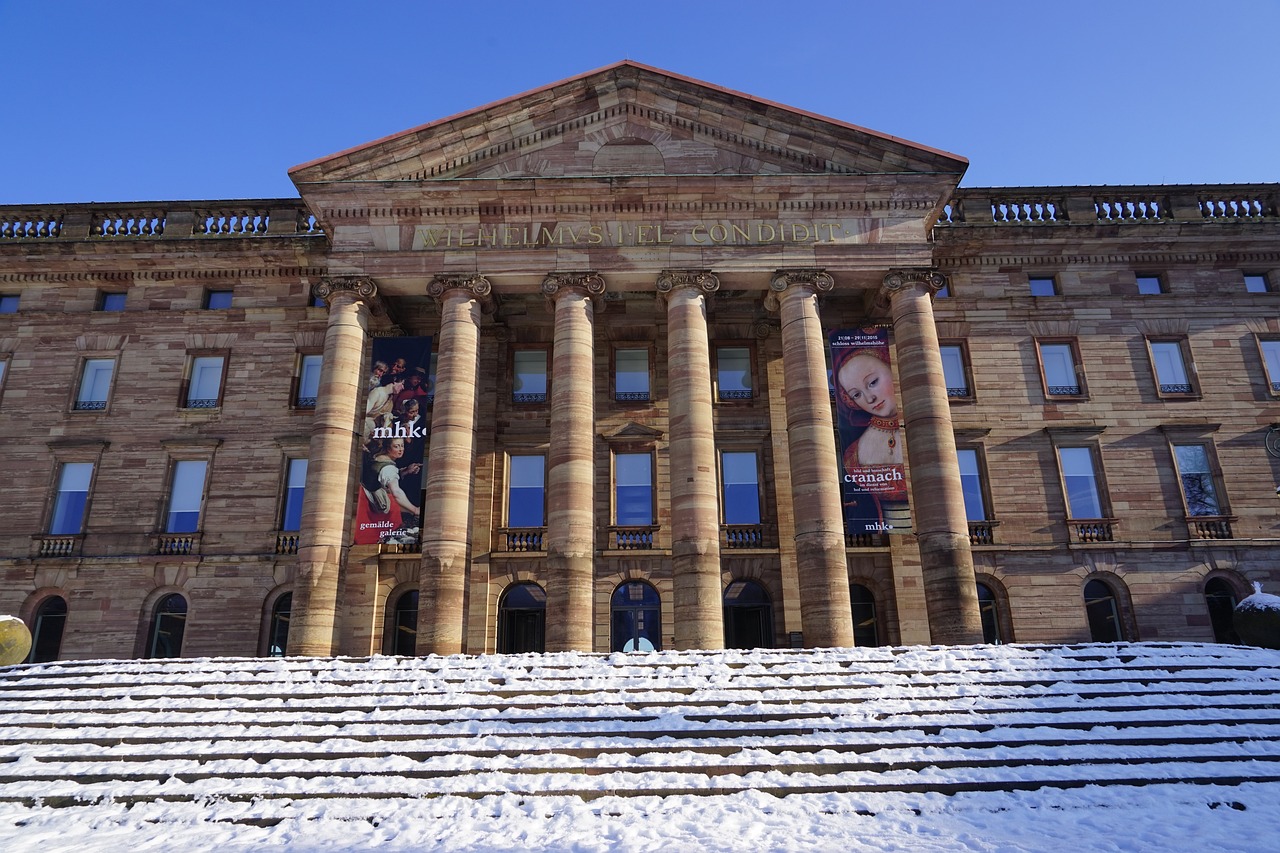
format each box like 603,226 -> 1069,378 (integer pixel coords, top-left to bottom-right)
723,580 -> 774,649
497,583 -> 546,654
611,581 -> 662,652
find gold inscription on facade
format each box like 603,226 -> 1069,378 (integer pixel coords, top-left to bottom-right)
411,222 -> 847,250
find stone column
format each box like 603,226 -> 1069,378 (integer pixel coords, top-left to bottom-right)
657,270 -> 724,650
881,269 -> 983,644
417,274 -> 491,655
288,276 -> 377,656
769,270 -> 856,648
542,272 -> 604,651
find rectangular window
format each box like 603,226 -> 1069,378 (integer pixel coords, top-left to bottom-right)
1258,338 -> 1280,394
934,281 -> 951,298
1037,341 -> 1084,397
1057,447 -> 1104,519
0,294 -> 18,313
295,354 -> 322,408
721,451 -> 761,525
1028,276 -> 1057,297
166,460 -> 208,533
1148,339 -> 1196,396
1136,275 -> 1165,295
50,462 -> 93,535
513,350 -> 548,403
716,347 -> 753,401
1173,444 -> 1222,517
73,358 -> 115,411
1244,273 -> 1270,293
614,452 -> 654,525
280,458 -> 308,531
98,292 -> 126,311
956,449 -> 988,522
940,343 -> 971,398
507,455 -> 546,527
184,355 -> 225,409
615,348 -> 650,402
204,290 -> 233,310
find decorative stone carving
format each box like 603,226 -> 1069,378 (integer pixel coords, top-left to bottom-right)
312,275 -> 377,302
770,269 -> 835,294
427,274 -> 492,301
881,269 -> 948,296
656,270 -> 719,295
542,272 -> 606,302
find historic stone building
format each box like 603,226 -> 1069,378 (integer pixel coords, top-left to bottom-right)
2,62 -> 1277,661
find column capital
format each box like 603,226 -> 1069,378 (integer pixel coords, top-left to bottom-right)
656,269 -> 719,296
542,271 -> 606,302
313,275 -> 377,304
881,268 -> 948,297
427,274 -> 493,308
770,268 -> 835,294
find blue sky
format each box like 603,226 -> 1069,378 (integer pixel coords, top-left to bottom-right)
1,1 -> 1275,203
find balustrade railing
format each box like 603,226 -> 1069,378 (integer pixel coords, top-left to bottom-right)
275,532 -> 300,555
195,207 -> 270,235
93,209 -> 165,237
845,532 -> 888,548
968,520 -> 997,546
609,526 -> 656,550
155,534 -> 199,555
1068,519 -> 1116,544
0,209 -> 63,239
940,183 -> 1277,227
1189,517 -> 1233,540
35,536 -> 80,558
501,528 -> 545,552
0,199 -> 324,241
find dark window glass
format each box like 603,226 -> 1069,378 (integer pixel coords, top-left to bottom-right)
615,348 -> 650,401
1203,579 -> 1239,644
716,347 -> 752,400
166,460 -> 207,533
28,596 -> 68,663
513,351 -> 547,403
0,294 -> 18,313
722,451 -> 761,525
956,449 -> 987,521
1173,444 -> 1221,516
1028,277 -> 1057,296
387,591 -> 418,655
146,594 -> 188,659
615,453 -> 654,525
281,459 -> 307,531
74,358 -> 114,410
49,462 -> 93,535
267,593 -> 292,657
1084,579 -> 1123,642
507,455 -> 545,527
99,292 -> 126,311
1244,274 -> 1269,293
498,583 -> 546,654
611,582 -> 662,652
976,583 -> 1002,644
723,580 -> 774,649
851,584 -> 880,647
204,290 -> 233,309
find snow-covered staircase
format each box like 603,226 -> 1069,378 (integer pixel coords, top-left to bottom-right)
1,643 -> 1279,826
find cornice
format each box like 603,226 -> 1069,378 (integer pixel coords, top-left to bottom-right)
936,250 -> 1280,269
0,266 -> 327,284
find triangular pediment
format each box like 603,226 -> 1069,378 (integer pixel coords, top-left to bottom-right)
603,422 -> 665,442
290,61 -> 966,186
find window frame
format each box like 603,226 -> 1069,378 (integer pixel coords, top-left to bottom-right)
955,443 -> 996,538
1027,275 -> 1058,297
719,448 -> 763,527
714,343 -> 756,403
279,457 -> 309,533
0,293 -> 19,313
612,450 -> 656,528
1035,338 -> 1087,399
292,351 -> 323,410
203,289 -> 233,310
0,353 -> 12,407
71,355 -> 118,413
180,351 -> 229,410
1145,336 -> 1199,399
163,458 -> 211,534
97,291 -> 127,312
1053,443 -> 1111,522
511,346 -> 550,405
612,344 -> 653,404
1135,274 -> 1166,295
938,340 -> 975,401
1255,336 -> 1280,396
504,452 -> 548,529
48,461 -> 96,536
144,592 -> 189,659
1243,272 -> 1271,294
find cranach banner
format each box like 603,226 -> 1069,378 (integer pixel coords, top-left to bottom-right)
354,336 -> 433,546
830,328 -> 912,535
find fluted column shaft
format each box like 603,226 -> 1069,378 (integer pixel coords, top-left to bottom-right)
882,270 -> 983,644
659,271 -> 724,650
543,274 -> 602,651
417,276 -> 489,655
772,271 -> 855,648
288,277 -> 375,656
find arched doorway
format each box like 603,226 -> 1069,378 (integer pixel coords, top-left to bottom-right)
145,593 -> 188,659
498,582 -> 546,654
28,596 -> 68,663
1203,578 -> 1239,644
850,584 -> 881,647
385,590 -> 418,656
266,592 -> 292,657
723,580 -> 773,649
976,583 -> 1003,644
611,581 -> 661,652
1083,579 -> 1125,642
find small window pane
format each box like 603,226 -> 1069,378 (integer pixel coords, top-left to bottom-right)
976,583 -> 1002,644
615,453 -> 653,525
956,449 -> 987,522
1260,340 -> 1280,393
1028,277 -> 1056,296
268,593 -> 292,657
187,356 -> 224,407
29,596 -> 68,663
1174,444 -> 1221,516
281,459 -> 308,531
716,347 -> 752,400
850,584 -> 880,647
1136,276 -> 1164,295
1058,447 -> 1103,519
1040,343 -> 1080,395
513,351 -> 547,402
50,462 -> 93,535
940,345 -> 968,397
0,295 -> 18,313
1150,341 -> 1192,394
297,354 -> 322,407
99,292 -> 126,311
508,455 -> 545,527
205,290 -> 233,309
147,594 -> 187,659
722,451 -> 761,525
1244,274 -> 1269,293
75,359 -> 115,410
1084,580 -> 1123,642
167,460 -> 207,533
615,349 -> 650,401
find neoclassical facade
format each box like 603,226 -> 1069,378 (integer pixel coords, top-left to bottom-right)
2,62 -> 1277,661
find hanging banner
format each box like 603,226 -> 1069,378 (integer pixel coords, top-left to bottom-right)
354,336 -> 433,546
831,328 -> 912,535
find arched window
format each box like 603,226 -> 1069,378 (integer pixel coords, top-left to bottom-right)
385,590 -> 418,656
1083,579 -> 1125,643
28,596 -> 68,663
850,584 -> 881,647
1203,578 -> 1239,644
976,583 -> 1002,644
498,582 -> 546,654
145,593 -> 188,659
611,581 -> 662,652
266,592 -> 292,657
723,579 -> 773,649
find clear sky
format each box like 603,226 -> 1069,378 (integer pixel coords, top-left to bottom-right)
1,1 -> 1275,204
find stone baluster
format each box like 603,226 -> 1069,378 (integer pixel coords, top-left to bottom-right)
657,270 -> 725,650
288,276 -> 377,656
768,270 -> 855,648
542,273 -> 604,651
881,270 -> 983,644
417,274 -> 492,655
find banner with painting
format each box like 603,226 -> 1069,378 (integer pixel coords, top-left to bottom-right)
354,336 -> 433,546
830,328 -> 912,535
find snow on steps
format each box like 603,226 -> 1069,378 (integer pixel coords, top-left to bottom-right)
0,642 -> 1278,823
